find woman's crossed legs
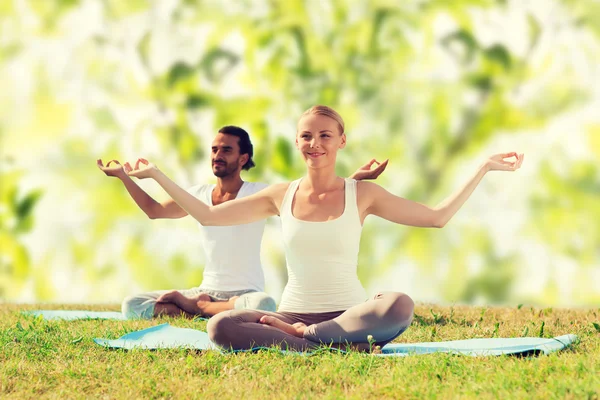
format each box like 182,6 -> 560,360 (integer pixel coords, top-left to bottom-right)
207,292 -> 414,352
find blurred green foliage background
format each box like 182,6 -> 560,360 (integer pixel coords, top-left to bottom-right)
1,0 -> 599,306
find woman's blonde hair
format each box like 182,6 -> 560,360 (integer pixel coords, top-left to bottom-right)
301,105 -> 345,134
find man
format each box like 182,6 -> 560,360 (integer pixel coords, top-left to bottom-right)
98,126 -> 387,319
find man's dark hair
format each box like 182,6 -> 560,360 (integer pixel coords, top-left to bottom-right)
218,125 -> 255,170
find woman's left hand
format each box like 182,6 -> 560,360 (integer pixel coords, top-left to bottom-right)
126,158 -> 159,179
485,152 -> 524,172
351,159 -> 389,181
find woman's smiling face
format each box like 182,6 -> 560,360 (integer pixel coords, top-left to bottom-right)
296,113 -> 346,169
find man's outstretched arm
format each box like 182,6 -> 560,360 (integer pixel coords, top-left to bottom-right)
97,159 -> 187,219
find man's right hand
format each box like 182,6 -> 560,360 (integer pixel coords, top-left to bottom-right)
97,158 -> 187,219
97,159 -> 128,179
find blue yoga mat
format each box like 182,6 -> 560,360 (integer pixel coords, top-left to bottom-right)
379,335 -> 578,356
93,323 -> 577,356
94,323 -> 218,350
23,310 -> 210,322
23,310 -> 127,321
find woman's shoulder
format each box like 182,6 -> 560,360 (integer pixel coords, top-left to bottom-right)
259,181 -> 295,197
356,180 -> 389,203
270,181 -> 294,191
356,180 -> 383,193
263,181 -> 297,213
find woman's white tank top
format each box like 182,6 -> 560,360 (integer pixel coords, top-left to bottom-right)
278,178 -> 368,313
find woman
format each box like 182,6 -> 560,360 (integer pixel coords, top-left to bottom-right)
127,105 -> 524,351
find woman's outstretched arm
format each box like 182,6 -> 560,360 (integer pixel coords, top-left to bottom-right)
126,159 -> 283,226
360,153 -> 524,228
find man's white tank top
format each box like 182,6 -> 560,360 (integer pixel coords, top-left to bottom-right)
278,178 -> 368,313
187,182 -> 268,292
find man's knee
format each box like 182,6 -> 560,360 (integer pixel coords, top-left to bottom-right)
234,292 -> 276,312
121,295 -> 154,320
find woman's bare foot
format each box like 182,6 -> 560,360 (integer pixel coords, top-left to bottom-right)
259,316 -> 307,338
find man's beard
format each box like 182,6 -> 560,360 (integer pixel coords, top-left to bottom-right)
212,160 -> 238,178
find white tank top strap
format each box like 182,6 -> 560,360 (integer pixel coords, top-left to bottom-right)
280,178 -> 302,217
343,178 -> 359,221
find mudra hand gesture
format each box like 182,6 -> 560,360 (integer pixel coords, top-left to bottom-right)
97,159 -> 127,178
126,158 -> 159,179
485,152 -> 524,172
351,159 -> 389,180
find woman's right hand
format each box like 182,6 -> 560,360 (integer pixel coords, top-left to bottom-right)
485,152 -> 524,172
97,159 -> 127,179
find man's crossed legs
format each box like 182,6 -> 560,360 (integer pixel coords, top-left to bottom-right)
122,287 -> 276,319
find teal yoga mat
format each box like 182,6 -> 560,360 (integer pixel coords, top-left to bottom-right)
23,310 -> 127,321
379,335 -> 578,356
94,323 -> 218,350
93,323 -> 577,356
23,310 -> 209,322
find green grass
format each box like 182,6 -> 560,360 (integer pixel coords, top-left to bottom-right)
1,303 -> 599,399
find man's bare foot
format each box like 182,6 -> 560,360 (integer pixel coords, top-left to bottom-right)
195,295 -> 240,317
196,294 -> 238,310
182,293 -> 220,315
157,291 -> 209,315
194,293 -> 212,304
195,293 -> 214,313
259,315 -> 307,338
156,290 -> 181,304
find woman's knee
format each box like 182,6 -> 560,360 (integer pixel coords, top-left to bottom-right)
379,292 -> 414,323
207,309 -> 262,347
207,311 -> 234,345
